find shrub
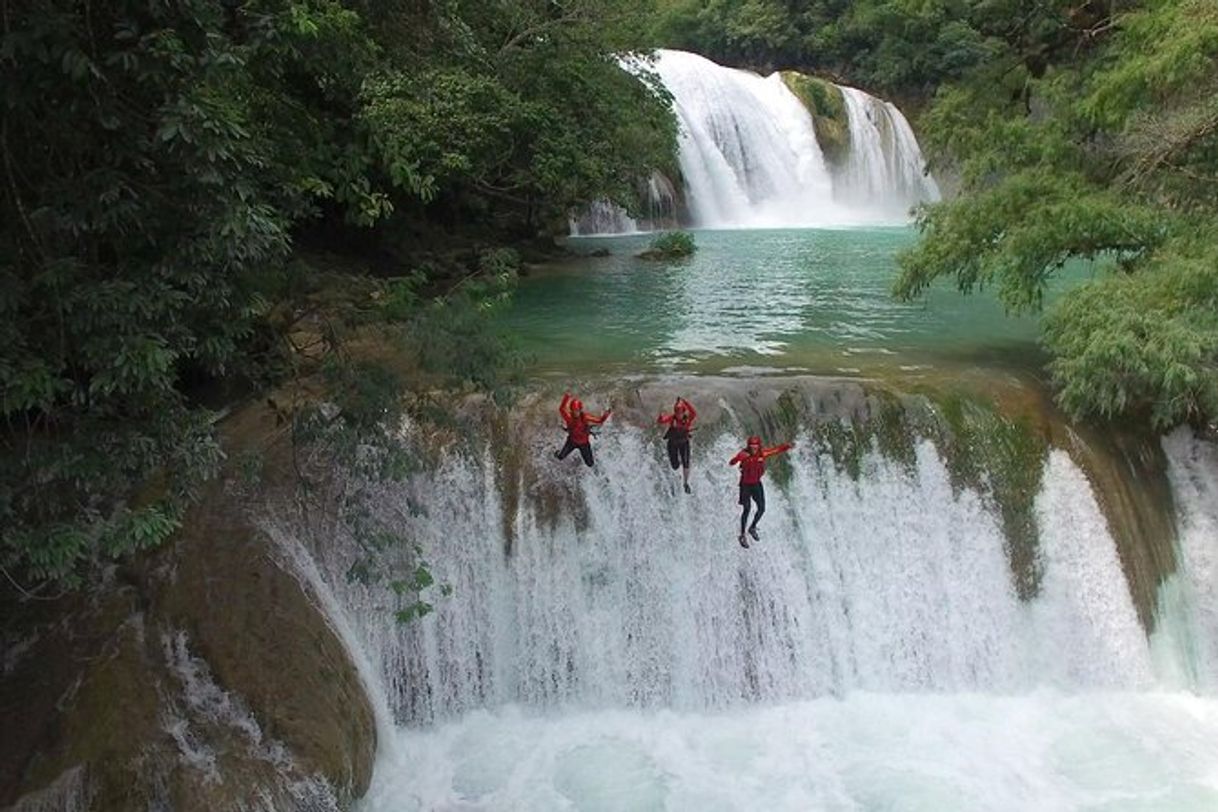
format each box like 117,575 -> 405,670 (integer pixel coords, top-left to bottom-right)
640,230 -> 696,259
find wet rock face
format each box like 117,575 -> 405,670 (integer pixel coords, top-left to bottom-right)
1,482 -> 376,811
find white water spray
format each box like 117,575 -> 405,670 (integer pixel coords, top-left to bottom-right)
569,200 -> 638,237
572,51 -> 940,233
1151,429 -> 1218,690
653,50 -> 836,228
267,413 -> 1218,809
835,86 -> 941,219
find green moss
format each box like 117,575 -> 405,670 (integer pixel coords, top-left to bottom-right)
785,391 -> 918,482
782,71 -> 851,166
870,392 -> 919,475
811,419 -> 868,481
757,385 -> 1048,600
924,394 -> 1050,600
490,412 -> 523,555
734,389 -> 804,488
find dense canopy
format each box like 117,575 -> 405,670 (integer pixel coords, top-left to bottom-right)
0,0 -> 677,584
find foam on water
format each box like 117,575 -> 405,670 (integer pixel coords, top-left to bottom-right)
271,419 -> 1218,809
1151,429 -> 1218,691
360,693 -> 1218,812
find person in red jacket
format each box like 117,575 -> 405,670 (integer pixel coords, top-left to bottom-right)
728,436 -> 794,548
555,393 -> 612,467
657,396 -> 697,494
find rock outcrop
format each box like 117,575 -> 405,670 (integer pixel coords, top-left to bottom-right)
1,408 -> 377,811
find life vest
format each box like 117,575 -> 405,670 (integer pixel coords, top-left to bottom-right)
737,453 -> 767,485
565,413 -> 593,445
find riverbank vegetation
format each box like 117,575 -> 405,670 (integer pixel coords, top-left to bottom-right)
1,1 -> 677,587
7,0 -> 1214,586
639,230 -> 697,259
653,0 -> 1218,430
892,0 -> 1218,429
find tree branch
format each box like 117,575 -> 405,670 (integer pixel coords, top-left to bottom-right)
497,5 -> 593,58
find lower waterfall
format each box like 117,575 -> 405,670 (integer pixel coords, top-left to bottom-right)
269,398 -> 1218,810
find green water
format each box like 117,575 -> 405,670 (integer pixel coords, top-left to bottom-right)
501,228 -> 1080,382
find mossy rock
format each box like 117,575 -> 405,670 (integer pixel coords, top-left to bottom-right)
781,71 -> 850,167
919,393 -> 1050,601
0,460 -> 378,810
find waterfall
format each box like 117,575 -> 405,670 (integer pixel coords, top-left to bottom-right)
569,200 -> 638,237
269,399 -> 1218,809
571,51 -> 940,233
651,50 -> 836,229
1151,429 -> 1218,689
299,428 -> 1161,723
835,86 -> 941,219
569,173 -> 680,236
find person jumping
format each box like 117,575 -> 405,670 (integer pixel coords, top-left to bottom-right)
657,396 -> 697,494
728,436 -> 794,548
555,393 -> 612,467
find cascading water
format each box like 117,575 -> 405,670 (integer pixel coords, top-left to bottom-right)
571,50 -> 940,233
275,395 -> 1218,811
835,87 -> 942,220
569,200 -> 639,237
1151,429 -> 1218,690
651,50 -> 836,228
569,173 -> 681,236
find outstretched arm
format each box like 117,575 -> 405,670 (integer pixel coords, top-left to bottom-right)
728,451 -> 746,466
762,443 -> 793,459
682,398 -> 697,426
559,393 -> 571,422
586,409 -> 612,425
657,411 -> 673,425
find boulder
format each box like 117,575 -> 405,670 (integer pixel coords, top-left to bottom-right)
1,454 -> 377,810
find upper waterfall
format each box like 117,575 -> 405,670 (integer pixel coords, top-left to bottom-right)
654,50 -> 837,228
572,50 -> 941,233
835,85 -> 942,220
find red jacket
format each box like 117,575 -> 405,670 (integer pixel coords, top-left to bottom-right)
729,443 -> 792,485
560,393 -> 610,445
657,398 -> 697,433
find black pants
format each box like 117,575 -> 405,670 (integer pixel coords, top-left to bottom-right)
666,436 -> 691,470
556,438 -> 594,467
739,483 -> 765,533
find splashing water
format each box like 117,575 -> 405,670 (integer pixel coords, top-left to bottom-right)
835,87 -> 941,219
263,408 -> 1218,810
572,51 -> 940,233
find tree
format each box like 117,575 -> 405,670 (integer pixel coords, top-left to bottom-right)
1,0 -> 676,587
894,0 -> 1218,427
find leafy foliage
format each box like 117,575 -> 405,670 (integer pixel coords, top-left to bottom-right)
1043,236 -> 1218,426
650,0 -> 1061,97
895,171 -> 1168,312
1,0 -> 674,587
357,0 -> 679,230
887,0 -> 1218,427
2,0 -> 290,587
650,1 -> 1218,427
641,230 -> 697,259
